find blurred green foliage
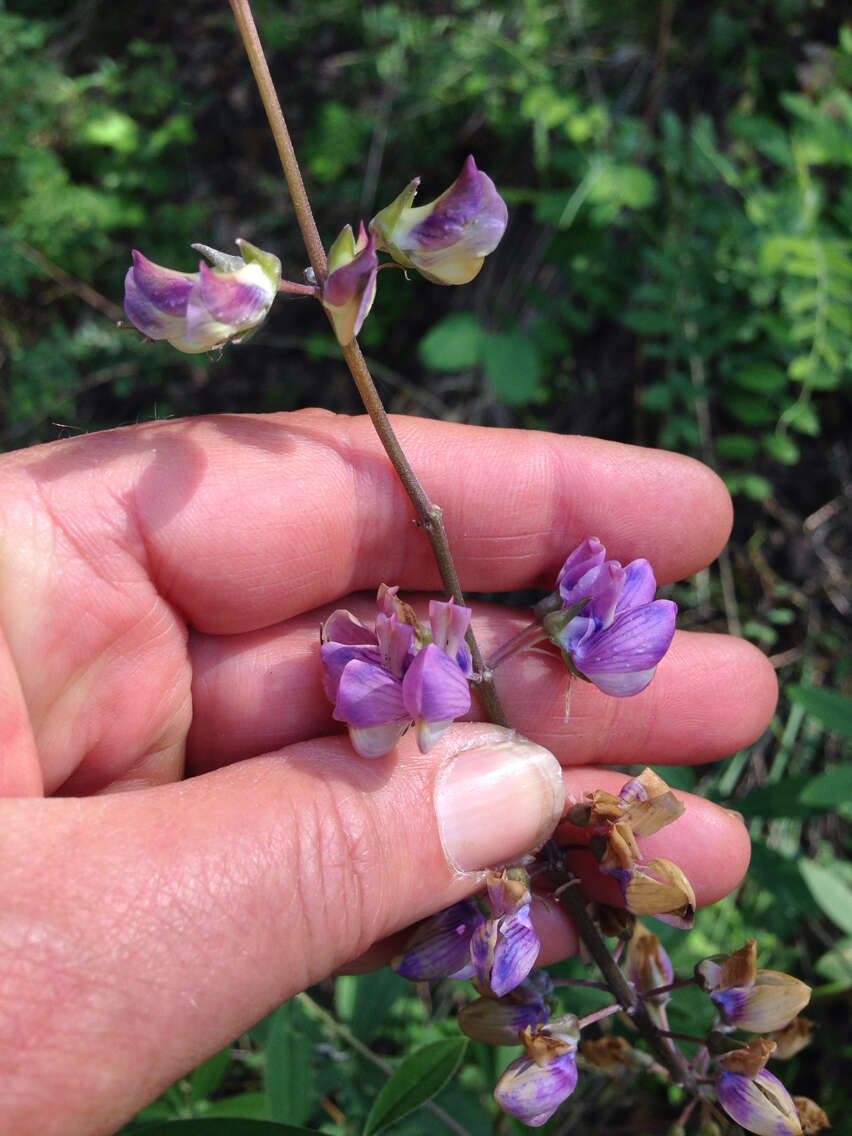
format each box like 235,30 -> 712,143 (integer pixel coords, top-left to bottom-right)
2,0 -> 850,1131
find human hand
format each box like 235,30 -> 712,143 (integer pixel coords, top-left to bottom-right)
0,410 -> 776,1134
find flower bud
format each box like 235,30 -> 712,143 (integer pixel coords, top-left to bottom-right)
124,239 -> 280,353
371,155 -> 508,285
321,221 -> 378,345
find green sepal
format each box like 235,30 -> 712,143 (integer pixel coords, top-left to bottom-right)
370,177 -> 420,247
236,238 -> 283,287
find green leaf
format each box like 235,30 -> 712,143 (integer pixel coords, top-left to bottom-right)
815,939 -> 852,988
762,432 -> 800,464
418,314 -> 483,371
202,1094 -> 270,1119
787,684 -> 852,739
735,776 -> 815,820
800,860 -> 852,935
734,362 -> 787,394
265,1001 -> 315,1125
716,434 -> 759,460
481,331 -> 542,405
137,1123 -> 315,1135
363,1038 -> 468,1136
189,1048 -> 231,1103
784,402 -> 820,436
334,968 -> 408,1042
799,768 -> 852,819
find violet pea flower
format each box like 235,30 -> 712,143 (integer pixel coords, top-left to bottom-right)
716,1069 -> 802,1136
391,900 -> 485,981
470,871 -> 541,998
320,590 -> 472,758
370,155 -> 508,285
321,221 -> 379,345
547,537 -> 677,697
494,1017 -> 580,1128
124,239 -> 281,353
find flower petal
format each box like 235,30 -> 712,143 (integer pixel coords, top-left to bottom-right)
617,558 -> 658,611
402,643 -> 471,723
348,721 -> 409,759
489,907 -> 541,997
716,1070 -> 802,1136
129,250 -> 196,314
124,268 -> 191,341
573,600 -> 677,692
495,1052 -> 578,1127
198,260 -> 275,327
333,659 -> 408,727
392,900 -> 485,980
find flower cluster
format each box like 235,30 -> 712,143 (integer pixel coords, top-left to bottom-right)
124,156 -> 507,351
320,585 -> 473,758
543,537 -> 677,696
566,767 -> 696,927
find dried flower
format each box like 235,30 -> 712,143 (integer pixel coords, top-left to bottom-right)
697,941 -> 812,1033
458,982 -> 550,1045
612,857 -> 696,928
371,155 -> 508,285
792,1097 -> 831,1134
124,239 -> 280,353
625,922 -> 674,1004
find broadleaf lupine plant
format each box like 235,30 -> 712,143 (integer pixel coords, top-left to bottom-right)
117,2 -> 823,1131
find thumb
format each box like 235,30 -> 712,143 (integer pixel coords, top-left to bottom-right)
0,723 -> 563,1135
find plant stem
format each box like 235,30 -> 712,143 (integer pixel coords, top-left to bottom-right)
485,620 -> 550,671
229,0 -> 328,281
642,977 -> 696,1000
229,0 -> 507,726
551,978 -> 612,991
578,1003 -> 622,1029
548,851 -> 696,1092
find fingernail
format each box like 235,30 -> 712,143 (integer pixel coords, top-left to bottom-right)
436,737 -> 565,872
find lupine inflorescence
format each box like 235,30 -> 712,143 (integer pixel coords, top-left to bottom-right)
122,134 -> 824,1132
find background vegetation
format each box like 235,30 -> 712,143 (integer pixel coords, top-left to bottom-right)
1,0 -> 849,1132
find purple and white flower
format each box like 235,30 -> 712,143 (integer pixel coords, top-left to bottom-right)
546,537 -> 677,696
458,980 -> 550,1046
321,221 -> 379,345
124,239 -> 281,353
320,588 -> 472,758
494,1016 -> 580,1128
470,870 -> 541,998
716,1068 -> 802,1136
391,900 -> 485,981
370,155 -> 508,285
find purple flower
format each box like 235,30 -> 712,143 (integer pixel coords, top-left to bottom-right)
391,900 -> 485,981
124,239 -> 281,353
321,221 -> 379,345
696,941 -> 811,1034
494,1016 -> 580,1128
320,589 -> 472,758
547,538 -> 677,696
470,871 -> 541,998
370,155 -> 508,285
716,1069 -> 802,1136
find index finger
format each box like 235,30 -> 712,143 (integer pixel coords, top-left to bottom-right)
14,410 -> 732,634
